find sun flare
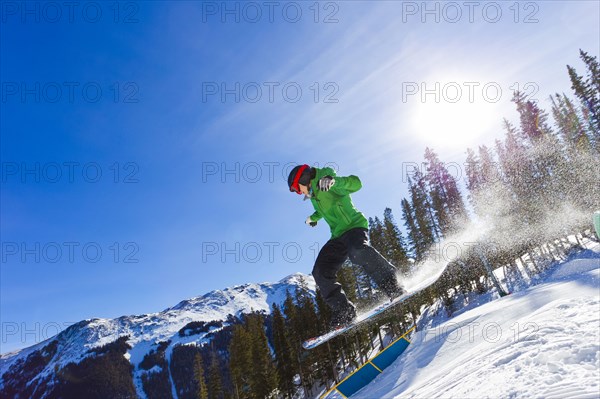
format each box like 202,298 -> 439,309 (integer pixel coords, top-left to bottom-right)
409,78 -> 502,149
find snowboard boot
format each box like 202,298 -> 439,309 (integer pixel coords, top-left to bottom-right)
330,304 -> 357,330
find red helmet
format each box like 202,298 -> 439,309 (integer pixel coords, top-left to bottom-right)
288,164 -> 312,194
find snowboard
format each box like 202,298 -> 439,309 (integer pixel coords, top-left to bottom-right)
302,264 -> 449,350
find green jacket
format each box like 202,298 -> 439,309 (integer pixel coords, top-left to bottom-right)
307,167 -> 369,239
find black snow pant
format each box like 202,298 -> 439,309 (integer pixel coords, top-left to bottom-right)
311,227 -> 400,317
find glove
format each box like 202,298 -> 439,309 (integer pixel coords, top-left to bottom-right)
305,217 -> 317,227
318,176 -> 335,191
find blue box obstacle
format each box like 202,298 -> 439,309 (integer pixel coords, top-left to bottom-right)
322,325 -> 415,398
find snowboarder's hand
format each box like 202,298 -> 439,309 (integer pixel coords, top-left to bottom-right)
305,217 -> 317,227
318,176 -> 335,191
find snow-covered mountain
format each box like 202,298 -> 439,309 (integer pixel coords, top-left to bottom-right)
0,272 -> 316,398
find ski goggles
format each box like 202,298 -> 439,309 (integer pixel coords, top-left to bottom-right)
289,164 -> 310,194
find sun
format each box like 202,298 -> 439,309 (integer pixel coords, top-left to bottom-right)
410,81 -> 500,150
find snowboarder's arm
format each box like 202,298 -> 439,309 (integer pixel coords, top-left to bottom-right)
330,175 -> 362,195
308,210 -> 322,222
317,167 -> 362,194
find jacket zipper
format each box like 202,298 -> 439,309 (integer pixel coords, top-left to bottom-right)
337,203 -> 352,224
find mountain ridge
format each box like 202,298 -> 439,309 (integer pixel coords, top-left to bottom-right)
0,271 -> 316,396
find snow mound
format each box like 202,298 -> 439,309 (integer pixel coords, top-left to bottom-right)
355,243 -> 600,398
551,257 -> 600,279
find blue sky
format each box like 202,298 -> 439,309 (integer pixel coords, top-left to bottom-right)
1,1 -> 598,353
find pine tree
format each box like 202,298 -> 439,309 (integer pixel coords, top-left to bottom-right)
368,217 -> 385,255
362,219 -> 386,287
464,148 -> 481,209
400,196 -> 419,259
194,353 -> 209,399
271,304 -> 295,398
550,93 -> 592,152
282,291 -> 309,398
514,91 -> 569,210
382,208 -> 410,274
466,143 -> 513,227
496,119 -> 538,227
229,324 -> 251,398
312,289 -> 338,386
548,94 -> 600,211
512,91 -> 553,144
208,351 -> 223,399
407,171 -> 437,260
348,258 -> 375,299
246,313 -> 278,399
282,292 -> 300,356
567,49 -> 600,135
423,148 -> 451,233
443,172 -> 469,231
337,260 -> 359,303
413,170 -> 441,240
284,287 -> 318,396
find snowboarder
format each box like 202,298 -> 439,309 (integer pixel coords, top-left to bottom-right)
288,164 -> 404,328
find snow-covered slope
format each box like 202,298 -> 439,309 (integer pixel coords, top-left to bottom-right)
0,272 -> 315,395
353,243 -> 600,399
